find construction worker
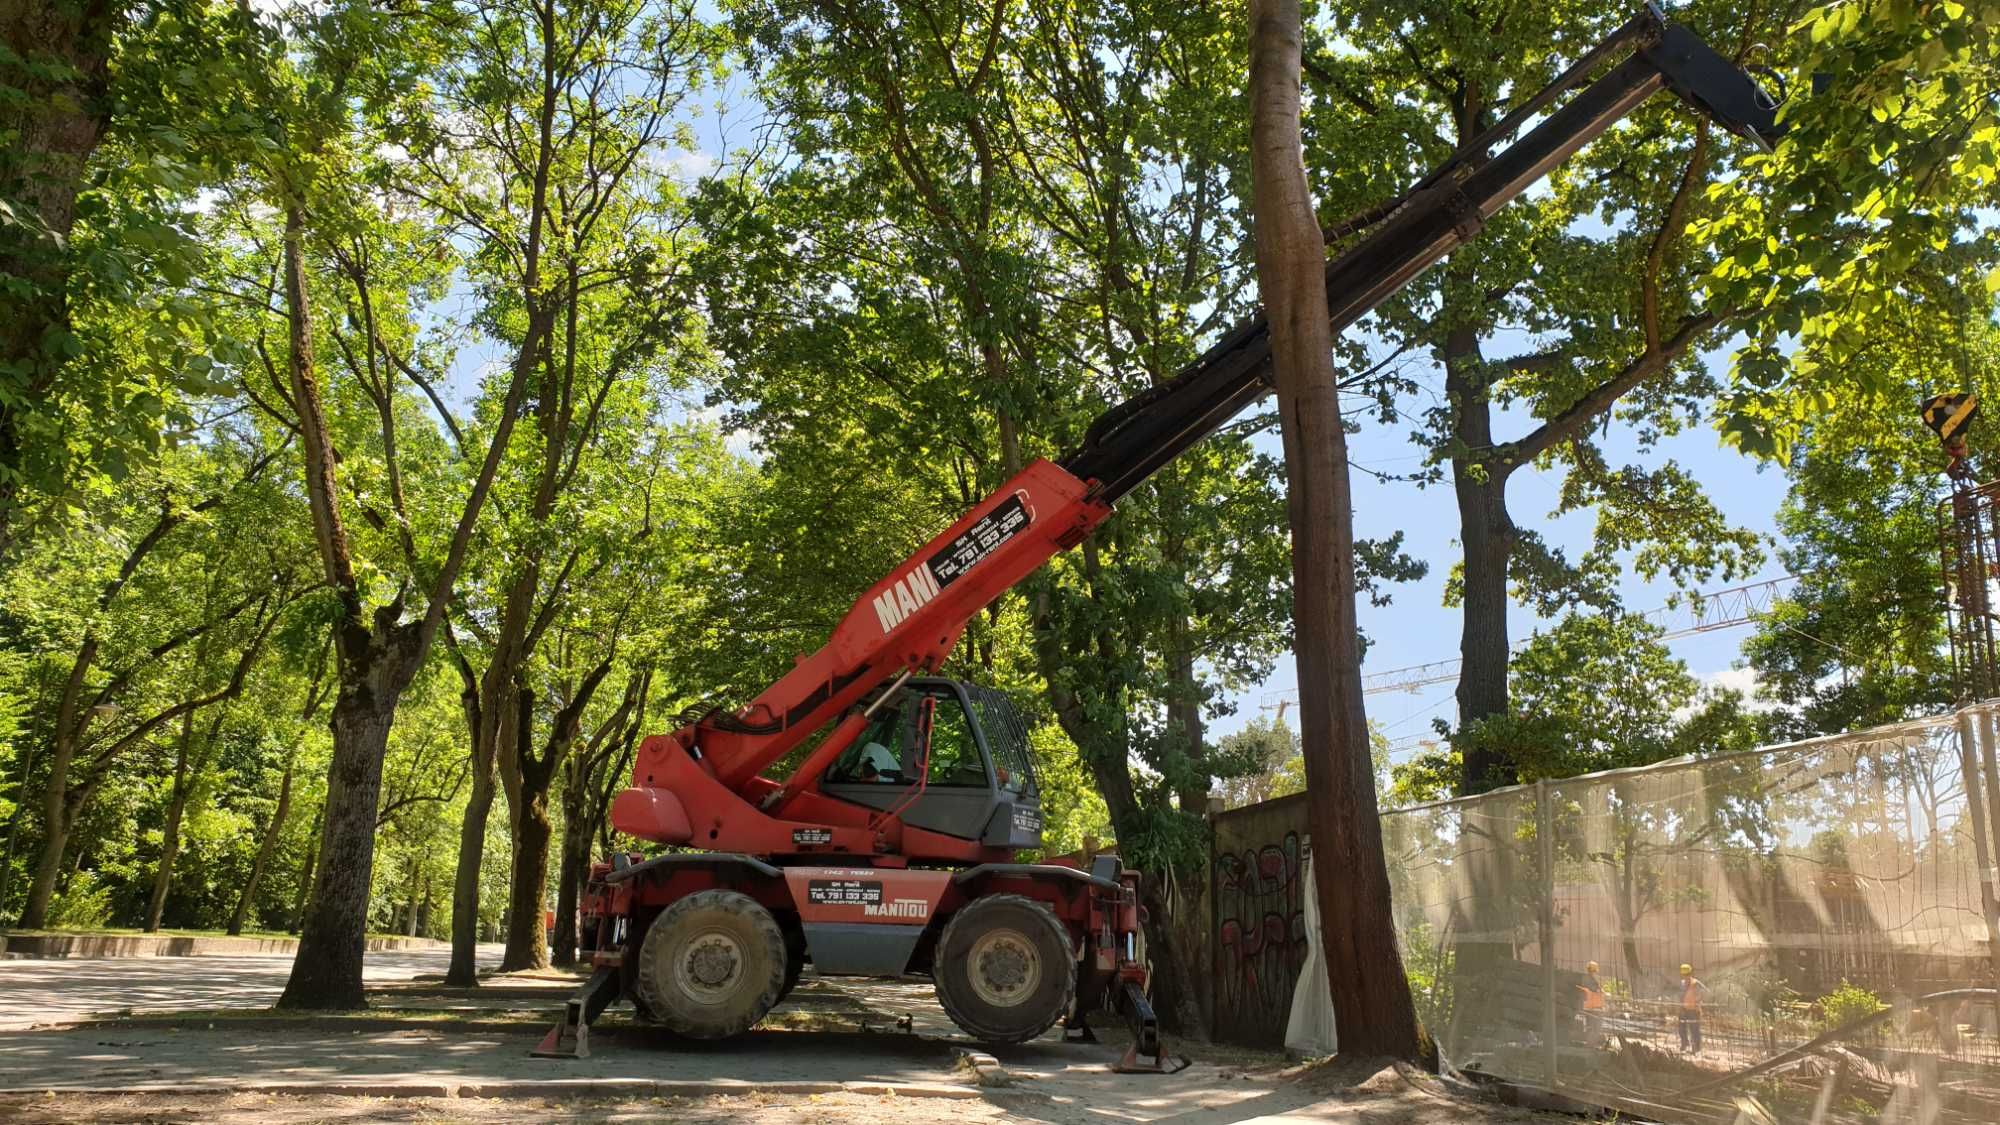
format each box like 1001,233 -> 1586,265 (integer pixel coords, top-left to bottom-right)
1577,961 -> 1607,1040
1677,963 -> 1708,1053
856,741 -> 901,783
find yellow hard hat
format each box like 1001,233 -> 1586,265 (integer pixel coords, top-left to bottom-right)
1680,963 -> 1694,975
1586,961 -> 1599,973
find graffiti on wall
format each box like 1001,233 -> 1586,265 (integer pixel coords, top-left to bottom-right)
1211,827 -> 1310,1046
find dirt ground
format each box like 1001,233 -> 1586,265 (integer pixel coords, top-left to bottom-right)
0,1062 -> 1565,1124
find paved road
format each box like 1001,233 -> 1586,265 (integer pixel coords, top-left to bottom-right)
0,942 -> 504,1029
0,950 -> 1403,1123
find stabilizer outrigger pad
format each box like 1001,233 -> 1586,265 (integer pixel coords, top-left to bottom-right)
1108,980 -> 1192,1075
531,964 -> 621,1060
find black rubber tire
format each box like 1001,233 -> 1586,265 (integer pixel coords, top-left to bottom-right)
933,893 -> 1076,1044
634,890 -> 788,1039
619,918 -> 656,1022
777,922 -> 807,1004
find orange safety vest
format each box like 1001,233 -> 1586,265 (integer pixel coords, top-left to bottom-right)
1681,978 -> 1703,1011
1579,981 -> 1605,1011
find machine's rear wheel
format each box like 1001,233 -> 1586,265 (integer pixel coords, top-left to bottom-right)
933,894 -> 1075,1044
635,890 -> 788,1038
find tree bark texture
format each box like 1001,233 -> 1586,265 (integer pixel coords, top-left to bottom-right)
273,202 -> 422,1007
500,658 -> 613,971
281,697 -> 395,1008
499,685 -> 549,972
447,747 -> 498,981
552,763 -> 590,967
1446,327 -> 1517,794
1248,0 -> 1421,1059
445,636 -> 496,985
500,790 -> 553,971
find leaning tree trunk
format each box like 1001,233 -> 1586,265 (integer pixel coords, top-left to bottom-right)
1249,0 -> 1421,1060
229,756 -> 294,935
20,638 -> 97,928
21,780 -> 79,928
145,710 -> 204,932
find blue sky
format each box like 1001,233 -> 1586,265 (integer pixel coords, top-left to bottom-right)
1215,341 -> 1795,759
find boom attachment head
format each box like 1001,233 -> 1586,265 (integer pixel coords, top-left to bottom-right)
1639,15 -> 1784,152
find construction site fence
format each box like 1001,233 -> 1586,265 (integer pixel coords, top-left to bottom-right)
1372,700 -> 2000,1123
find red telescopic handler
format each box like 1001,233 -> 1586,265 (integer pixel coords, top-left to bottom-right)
534,3 -> 1782,1070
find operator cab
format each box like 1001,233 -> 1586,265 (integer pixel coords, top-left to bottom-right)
820,678 -> 1043,849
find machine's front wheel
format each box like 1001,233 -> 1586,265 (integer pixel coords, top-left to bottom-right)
635,890 -> 788,1038
933,894 -> 1076,1044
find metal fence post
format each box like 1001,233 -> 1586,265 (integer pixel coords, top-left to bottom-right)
1537,778 -> 1557,1091
1974,708 -> 2000,1031
1953,710 -> 2000,1011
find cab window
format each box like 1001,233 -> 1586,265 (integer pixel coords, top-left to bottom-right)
922,692 -> 989,788
826,705 -> 907,784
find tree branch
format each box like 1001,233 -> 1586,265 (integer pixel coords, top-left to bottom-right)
1500,310 -> 1732,465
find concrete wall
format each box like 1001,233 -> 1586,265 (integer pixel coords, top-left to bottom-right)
0,933 -> 442,959
1206,792 -> 1311,1048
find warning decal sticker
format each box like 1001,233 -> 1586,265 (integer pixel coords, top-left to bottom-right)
927,494 -> 1031,589
806,878 -> 883,907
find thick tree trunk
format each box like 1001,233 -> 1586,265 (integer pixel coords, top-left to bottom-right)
229,756 -> 294,935
552,771 -> 588,967
445,639 -> 497,986
1446,327 -> 1517,794
280,695 -> 395,1009
1249,0 -> 1420,1060
447,756 -> 498,983
499,659 -> 613,972
499,786 -> 553,972
272,197 -> 435,1007
1167,622 -> 1209,814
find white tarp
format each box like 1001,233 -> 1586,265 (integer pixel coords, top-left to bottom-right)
1283,855 -> 1337,1056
